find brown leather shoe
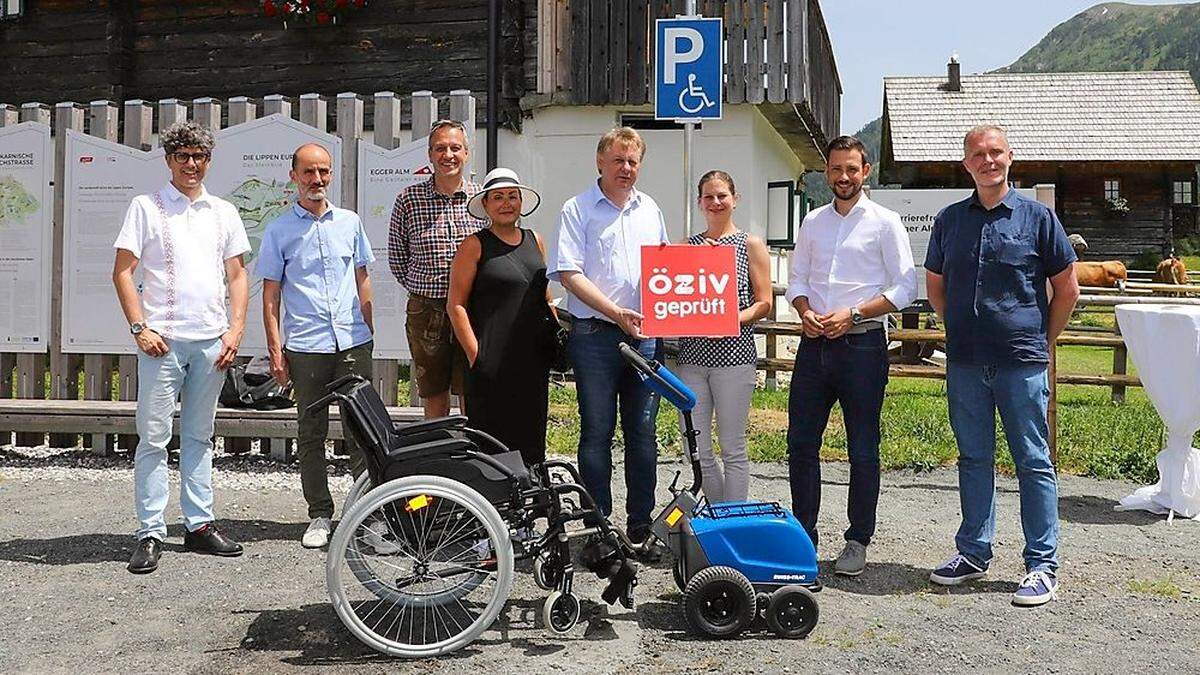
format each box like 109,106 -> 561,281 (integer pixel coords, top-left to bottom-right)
128,537 -> 162,574
184,523 -> 243,557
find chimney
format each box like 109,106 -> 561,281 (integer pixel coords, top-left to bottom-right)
946,53 -> 961,92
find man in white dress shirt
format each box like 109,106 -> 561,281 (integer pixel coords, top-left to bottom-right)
785,135 -> 916,577
113,121 -> 251,574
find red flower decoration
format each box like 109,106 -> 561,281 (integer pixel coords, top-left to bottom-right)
335,0 -> 348,7
263,0 -> 277,16
316,11 -> 331,24
354,0 -> 365,7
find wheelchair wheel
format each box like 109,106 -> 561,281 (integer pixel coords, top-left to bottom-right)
327,475 -> 514,657
341,471 -> 372,515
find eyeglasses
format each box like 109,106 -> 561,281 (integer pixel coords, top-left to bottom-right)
169,151 -> 211,165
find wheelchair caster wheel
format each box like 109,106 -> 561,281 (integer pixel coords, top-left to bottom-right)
543,590 -> 580,634
533,550 -> 561,591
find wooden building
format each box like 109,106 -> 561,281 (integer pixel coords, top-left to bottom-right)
879,65 -> 1200,261
1,0 -> 840,241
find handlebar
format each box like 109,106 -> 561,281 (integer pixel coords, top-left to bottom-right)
617,343 -> 697,413
304,374 -> 368,413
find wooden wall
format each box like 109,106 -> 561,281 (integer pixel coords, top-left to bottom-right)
884,160 -> 1198,262
0,0 -> 530,127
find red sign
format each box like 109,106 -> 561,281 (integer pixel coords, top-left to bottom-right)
641,244 -> 739,337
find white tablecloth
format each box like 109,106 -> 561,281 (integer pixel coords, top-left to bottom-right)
1114,304 -> 1200,519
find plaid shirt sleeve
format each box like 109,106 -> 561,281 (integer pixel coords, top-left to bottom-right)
387,191 -> 408,286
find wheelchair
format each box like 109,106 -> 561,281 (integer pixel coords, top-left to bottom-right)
308,374 -> 644,658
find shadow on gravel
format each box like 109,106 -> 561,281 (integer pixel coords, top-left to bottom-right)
0,519 -> 308,566
1058,494 -> 1162,526
819,562 -> 1018,596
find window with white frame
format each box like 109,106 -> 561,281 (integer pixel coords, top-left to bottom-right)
1173,180 -> 1195,205
1104,179 -> 1121,201
1,0 -> 23,19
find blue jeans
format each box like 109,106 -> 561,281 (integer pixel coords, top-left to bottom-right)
787,331 -> 888,548
946,362 -> 1059,573
568,318 -> 660,530
134,337 -> 226,541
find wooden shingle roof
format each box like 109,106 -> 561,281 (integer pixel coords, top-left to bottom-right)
883,70 -> 1200,162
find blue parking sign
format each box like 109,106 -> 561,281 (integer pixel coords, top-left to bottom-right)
655,17 -> 723,121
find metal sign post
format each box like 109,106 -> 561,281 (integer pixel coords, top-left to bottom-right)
655,7 -> 723,236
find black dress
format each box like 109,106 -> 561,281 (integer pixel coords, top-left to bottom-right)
464,227 -> 550,465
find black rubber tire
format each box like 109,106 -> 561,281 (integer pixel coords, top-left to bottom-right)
765,585 -> 819,639
682,565 -> 756,639
533,550 -> 561,591
672,558 -> 687,591
543,590 -> 581,634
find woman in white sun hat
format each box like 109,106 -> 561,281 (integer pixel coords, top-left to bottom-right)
448,167 -> 554,466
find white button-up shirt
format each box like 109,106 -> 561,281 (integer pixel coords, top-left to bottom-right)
549,181 -> 669,320
113,183 -> 251,341
785,194 -> 917,322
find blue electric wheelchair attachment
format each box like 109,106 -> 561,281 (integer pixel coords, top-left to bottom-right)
618,343 -> 821,639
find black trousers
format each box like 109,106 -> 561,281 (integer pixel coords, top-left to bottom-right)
786,330 -> 888,548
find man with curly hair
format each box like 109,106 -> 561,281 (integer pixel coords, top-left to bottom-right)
113,121 -> 251,574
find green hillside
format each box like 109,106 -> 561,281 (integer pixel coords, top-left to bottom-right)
997,1 -> 1200,84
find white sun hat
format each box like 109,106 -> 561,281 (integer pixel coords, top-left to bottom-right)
467,167 -> 542,221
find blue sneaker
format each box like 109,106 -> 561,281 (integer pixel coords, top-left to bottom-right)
1012,570 -> 1058,607
929,553 -> 988,586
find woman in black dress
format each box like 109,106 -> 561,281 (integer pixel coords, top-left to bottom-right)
447,168 -> 553,466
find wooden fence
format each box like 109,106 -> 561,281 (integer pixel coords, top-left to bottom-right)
0,90 -> 478,456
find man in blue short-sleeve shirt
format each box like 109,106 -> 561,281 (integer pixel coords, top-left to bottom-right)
258,143 -> 376,550
924,125 -> 1079,607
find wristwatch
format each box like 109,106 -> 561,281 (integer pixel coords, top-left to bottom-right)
130,322 -> 147,335
850,305 -> 864,326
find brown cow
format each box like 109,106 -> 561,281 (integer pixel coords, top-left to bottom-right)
1067,233 -> 1128,289
1075,260 -> 1127,289
1155,255 -> 1188,285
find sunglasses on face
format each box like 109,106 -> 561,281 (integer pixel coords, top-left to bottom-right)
170,151 -> 211,164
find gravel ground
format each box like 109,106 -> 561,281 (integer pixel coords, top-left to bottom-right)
1,445 -> 1197,674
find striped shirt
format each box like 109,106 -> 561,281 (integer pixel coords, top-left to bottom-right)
387,176 -> 484,299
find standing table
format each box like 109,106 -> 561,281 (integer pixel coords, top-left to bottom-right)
1113,303 -> 1200,519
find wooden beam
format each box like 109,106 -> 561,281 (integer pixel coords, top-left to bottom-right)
411,90 -> 437,142
609,0 -> 629,103
588,0 -> 609,104
299,93 -> 328,132
373,91 -> 401,150
765,0 -> 784,103
746,0 -> 764,104
228,96 -> 257,126
786,0 -> 807,104
262,94 -> 293,119
726,0 -> 746,104
628,0 -> 649,105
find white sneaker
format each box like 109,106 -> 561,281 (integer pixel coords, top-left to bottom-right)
302,517 -> 332,549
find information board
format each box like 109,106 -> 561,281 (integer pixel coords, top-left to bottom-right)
0,122 -> 52,352
870,187 -> 1035,300
356,138 -> 433,359
63,115 -> 342,354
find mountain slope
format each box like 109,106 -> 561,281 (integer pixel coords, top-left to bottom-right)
996,1 -> 1200,85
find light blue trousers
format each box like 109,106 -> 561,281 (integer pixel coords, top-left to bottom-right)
133,337 -> 225,541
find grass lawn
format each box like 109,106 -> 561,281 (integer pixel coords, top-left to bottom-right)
545,344 -> 1166,484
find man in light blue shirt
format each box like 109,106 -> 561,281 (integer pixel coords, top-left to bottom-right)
259,143 -> 375,549
549,127 -> 668,551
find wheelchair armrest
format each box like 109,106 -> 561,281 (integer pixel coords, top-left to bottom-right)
383,436 -> 477,463
394,415 -> 469,438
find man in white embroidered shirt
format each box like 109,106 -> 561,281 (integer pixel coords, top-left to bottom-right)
113,121 -> 251,575
785,135 -> 916,578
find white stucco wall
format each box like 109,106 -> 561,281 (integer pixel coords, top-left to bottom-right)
488,104 -> 806,246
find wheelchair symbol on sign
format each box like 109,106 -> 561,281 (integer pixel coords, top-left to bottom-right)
678,73 -> 716,114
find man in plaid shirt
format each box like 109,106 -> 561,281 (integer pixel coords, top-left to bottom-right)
388,120 -> 484,418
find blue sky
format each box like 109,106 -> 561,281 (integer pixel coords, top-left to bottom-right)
820,0 -> 1199,134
